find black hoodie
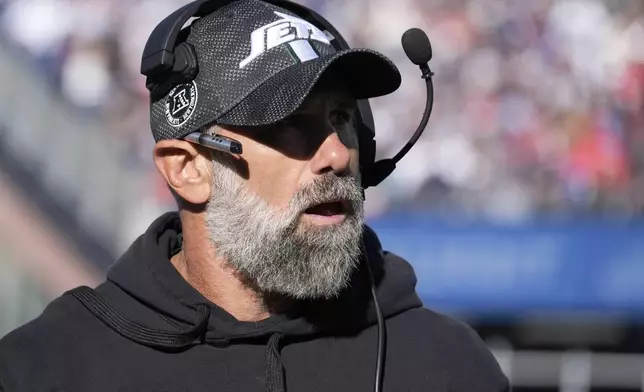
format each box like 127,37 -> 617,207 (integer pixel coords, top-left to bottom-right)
0,212 -> 509,392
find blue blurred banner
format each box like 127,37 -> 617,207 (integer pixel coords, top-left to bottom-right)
368,216 -> 644,320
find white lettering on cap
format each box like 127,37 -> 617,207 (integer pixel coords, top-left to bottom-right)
239,11 -> 331,69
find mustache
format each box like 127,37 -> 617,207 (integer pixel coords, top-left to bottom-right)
288,173 -> 364,215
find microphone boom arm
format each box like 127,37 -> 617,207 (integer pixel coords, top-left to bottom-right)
392,66 -> 434,164
364,63 -> 435,188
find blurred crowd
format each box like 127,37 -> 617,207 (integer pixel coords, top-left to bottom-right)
1,0 -> 643,221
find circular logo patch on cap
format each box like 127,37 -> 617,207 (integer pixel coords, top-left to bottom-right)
165,81 -> 198,127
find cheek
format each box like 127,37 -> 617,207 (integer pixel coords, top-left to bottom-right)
244,145 -> 303,209
337,125 -> 360,177
349,149 -> 360,177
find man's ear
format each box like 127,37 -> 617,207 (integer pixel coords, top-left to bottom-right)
153,139 -> 212,206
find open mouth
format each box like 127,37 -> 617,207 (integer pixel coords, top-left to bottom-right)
303,200 -> 350,216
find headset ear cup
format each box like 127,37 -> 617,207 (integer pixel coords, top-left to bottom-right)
172,42 -> 199,81
146,42 -> 199,100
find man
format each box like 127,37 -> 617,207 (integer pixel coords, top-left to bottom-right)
0,1 -> 510,391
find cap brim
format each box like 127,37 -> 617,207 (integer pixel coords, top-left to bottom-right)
216,48 -> 401,127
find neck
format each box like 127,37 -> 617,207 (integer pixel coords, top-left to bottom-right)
170,213 -> 274,322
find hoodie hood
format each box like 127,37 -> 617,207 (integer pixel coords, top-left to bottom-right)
97,212 -> 422,343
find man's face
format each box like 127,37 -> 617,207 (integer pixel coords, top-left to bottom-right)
204,83 -> 365,300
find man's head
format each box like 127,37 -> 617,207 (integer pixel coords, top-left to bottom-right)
147,0 -> 401,300
154,80 -> 365,299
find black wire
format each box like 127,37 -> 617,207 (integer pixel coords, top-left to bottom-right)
363,242 -> 386,392
392,72 -> 434,165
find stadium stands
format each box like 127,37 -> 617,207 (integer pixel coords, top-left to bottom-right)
1,0 -> 642,222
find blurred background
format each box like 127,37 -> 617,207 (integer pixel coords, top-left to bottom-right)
0,0 -> 643,390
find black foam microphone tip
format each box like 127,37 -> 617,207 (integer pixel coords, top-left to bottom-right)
401,28 -> 432,66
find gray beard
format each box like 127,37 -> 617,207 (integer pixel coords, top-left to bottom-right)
204,156 -> 365,300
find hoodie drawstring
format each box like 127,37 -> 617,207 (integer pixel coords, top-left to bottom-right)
265,333 -> 285,392
68,286 -> 210,349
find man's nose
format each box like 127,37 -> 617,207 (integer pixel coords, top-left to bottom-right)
309,132 -> 351,175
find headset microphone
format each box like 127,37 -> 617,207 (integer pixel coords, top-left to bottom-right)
363,28 -> 435,188
401,28 -> 433,67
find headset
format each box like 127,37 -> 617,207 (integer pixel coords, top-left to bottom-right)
141,0 -> 434,191
141,2 -> 434,391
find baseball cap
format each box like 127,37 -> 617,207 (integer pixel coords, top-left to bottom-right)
149,0 -> 402,142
